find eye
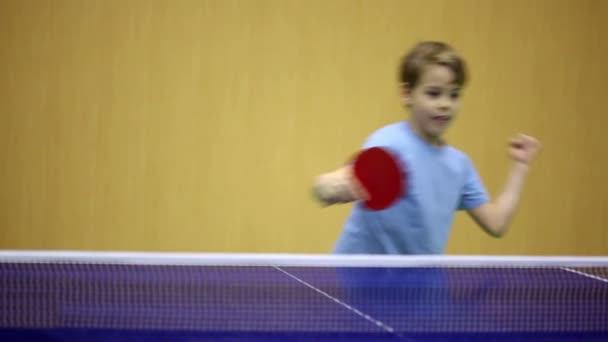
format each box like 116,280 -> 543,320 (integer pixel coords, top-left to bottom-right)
451,91 -> 460,99
425,90 -> 441,98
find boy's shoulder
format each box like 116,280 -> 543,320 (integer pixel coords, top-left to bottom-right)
443,143 -> 470,160
371,121 -> 407,135
364,121 -> 409,146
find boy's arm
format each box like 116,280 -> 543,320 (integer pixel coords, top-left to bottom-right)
467,134 -> 541,237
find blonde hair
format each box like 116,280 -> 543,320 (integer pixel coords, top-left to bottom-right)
399,41 -> 467,88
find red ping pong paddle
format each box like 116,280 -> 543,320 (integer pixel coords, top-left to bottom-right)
352,147 -> 407,210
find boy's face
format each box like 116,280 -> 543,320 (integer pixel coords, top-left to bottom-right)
402,65 -> 462,144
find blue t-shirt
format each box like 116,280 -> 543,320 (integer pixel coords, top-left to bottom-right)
333,121 -> 489,255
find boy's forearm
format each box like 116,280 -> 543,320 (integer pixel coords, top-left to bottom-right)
488,162 -> 530,235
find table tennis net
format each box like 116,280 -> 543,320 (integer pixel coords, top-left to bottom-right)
1,252 -> 607,337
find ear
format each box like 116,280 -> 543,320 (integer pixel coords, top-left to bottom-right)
400,82 -> 412,107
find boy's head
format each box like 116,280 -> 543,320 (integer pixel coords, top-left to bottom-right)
399,41 -> 467,144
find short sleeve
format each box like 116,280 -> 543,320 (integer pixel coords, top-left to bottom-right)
458,157 -> 490,210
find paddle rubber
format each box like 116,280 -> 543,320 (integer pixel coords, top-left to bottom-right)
352,147 -> 407,210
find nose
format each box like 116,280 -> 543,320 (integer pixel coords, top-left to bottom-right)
437,95 -> 453,112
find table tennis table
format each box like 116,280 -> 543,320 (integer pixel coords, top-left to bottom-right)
1,251 -> 607,341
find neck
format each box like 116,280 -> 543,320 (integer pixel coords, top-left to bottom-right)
407,120 -> 444,146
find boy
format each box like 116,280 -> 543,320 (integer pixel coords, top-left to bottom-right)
313,41 -> 540,254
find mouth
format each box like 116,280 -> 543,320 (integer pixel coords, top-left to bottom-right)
431,115 -> 451,123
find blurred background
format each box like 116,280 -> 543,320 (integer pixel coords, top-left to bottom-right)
1,0 -> 606,255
